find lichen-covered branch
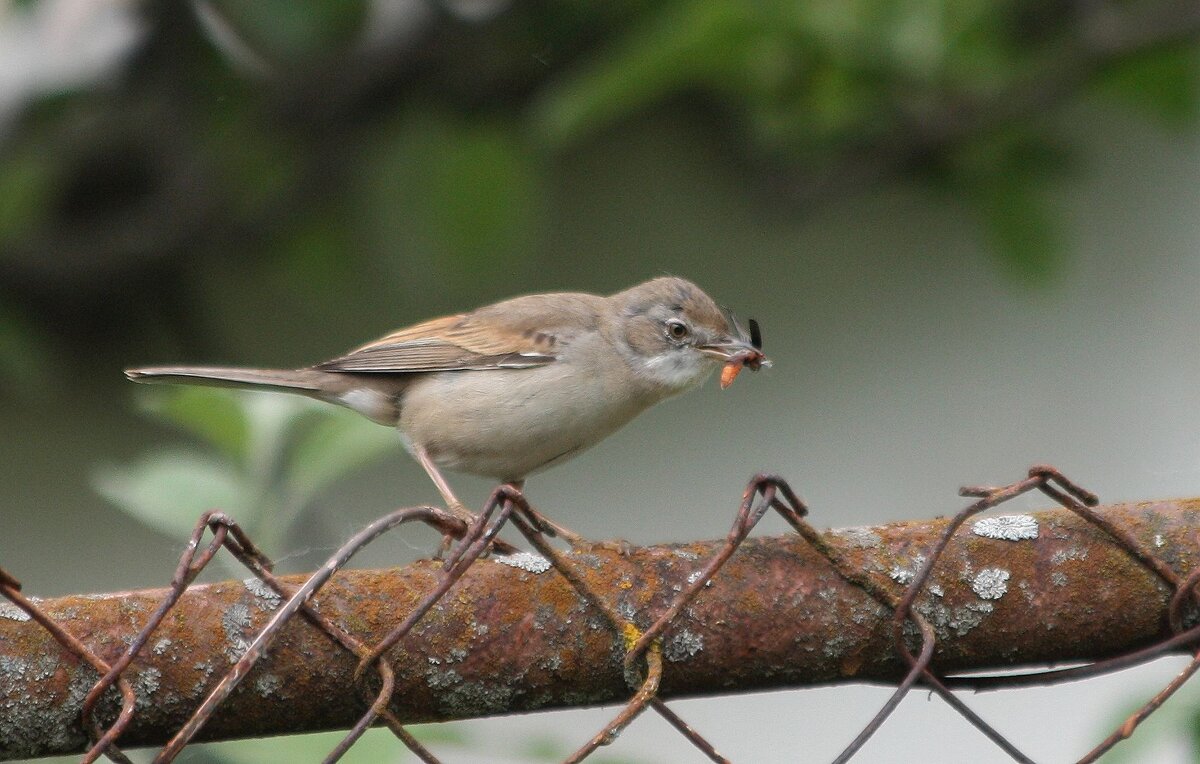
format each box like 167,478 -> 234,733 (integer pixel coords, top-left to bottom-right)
2,499 -> 1197,760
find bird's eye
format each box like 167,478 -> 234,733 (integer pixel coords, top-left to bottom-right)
666,320 -> 690,341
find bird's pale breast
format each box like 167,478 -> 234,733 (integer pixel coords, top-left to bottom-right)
397,331 -> 662,481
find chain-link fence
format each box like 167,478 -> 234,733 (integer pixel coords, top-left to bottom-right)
3,466 -> 1200,762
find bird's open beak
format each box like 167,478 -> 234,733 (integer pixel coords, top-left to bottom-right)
703,317 -> 770,389
699,339 -> 771,368
701,338 -> 771,389
700,333 -> 772,364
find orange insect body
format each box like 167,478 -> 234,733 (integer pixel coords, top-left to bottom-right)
719,346 -> 768,390
720,361 -> 743,389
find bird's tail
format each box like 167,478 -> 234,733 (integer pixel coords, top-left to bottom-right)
125,365 -> 405,424
124,366 -> 334,396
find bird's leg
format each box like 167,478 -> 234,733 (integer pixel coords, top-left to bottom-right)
414,445 -> 518,556
413,445 -> 474,525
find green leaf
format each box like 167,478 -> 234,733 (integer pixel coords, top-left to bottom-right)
0,150 -> 55,243
239,392 -> 325,477
428,124 -> 540,274
1098,675 -> 1200,762
138,388 -> 251,464
0,303 -> 50,391
945,129 -> 1072,281
201,0 -> 369,64
284,407 -> 397,507
363,111 -> 541,282
1095,45 -> 1200,129
92,451 -> 253,540
974,176 -> 1064,282
120,389 -> 391,542
206,110 -> 301,218
532,1 -> 758,147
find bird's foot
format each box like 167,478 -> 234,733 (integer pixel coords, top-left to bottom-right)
440,499 -> 520,558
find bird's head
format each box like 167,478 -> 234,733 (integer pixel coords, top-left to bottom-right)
609,276 -> 769,394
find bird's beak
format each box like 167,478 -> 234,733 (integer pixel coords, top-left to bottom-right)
705,339 -> 771,390
699,339 -> 771,369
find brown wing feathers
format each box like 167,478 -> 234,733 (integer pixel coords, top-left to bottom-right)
315,313 -> 559,374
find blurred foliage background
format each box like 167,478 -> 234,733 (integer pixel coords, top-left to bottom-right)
2,0 -> 1198,376
3,0 -> 1200,762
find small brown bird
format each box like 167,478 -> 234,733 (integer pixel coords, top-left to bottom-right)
126,276 -> 768,545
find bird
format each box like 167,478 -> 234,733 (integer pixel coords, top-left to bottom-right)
126,276 -> 769,549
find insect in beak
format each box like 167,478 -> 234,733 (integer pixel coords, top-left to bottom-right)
719,318 -> 769,389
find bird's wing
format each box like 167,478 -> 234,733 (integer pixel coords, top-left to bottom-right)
315,294 -> 601,374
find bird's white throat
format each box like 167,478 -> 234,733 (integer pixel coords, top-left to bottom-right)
635,349 -> 715,393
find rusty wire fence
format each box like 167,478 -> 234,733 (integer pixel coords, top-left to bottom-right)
4,465 -> 1200,762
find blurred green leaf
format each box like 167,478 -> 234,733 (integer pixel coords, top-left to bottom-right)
946,128 -> 1072,280
1095,45 -> 1200,129
203,0 -> 369,64
92,451 -> 252,540
285,406 -> 397,506
938,1 -> 1028,93
112,387 -> 393,545
532,0 -> 1023,154
1099,674 -> 1200,763
238,392 -> 324,474
0,150 -> 55,243
363,111 -> 541,281
974,174 -> 1064,282
429,124 -> 538,270
206,110 -> 301,218
138,387 -> 251,463
276,215 -> 358,296
533,1 -> 759,147
0,303 -> 50,391
1191,700 -> 1200,760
